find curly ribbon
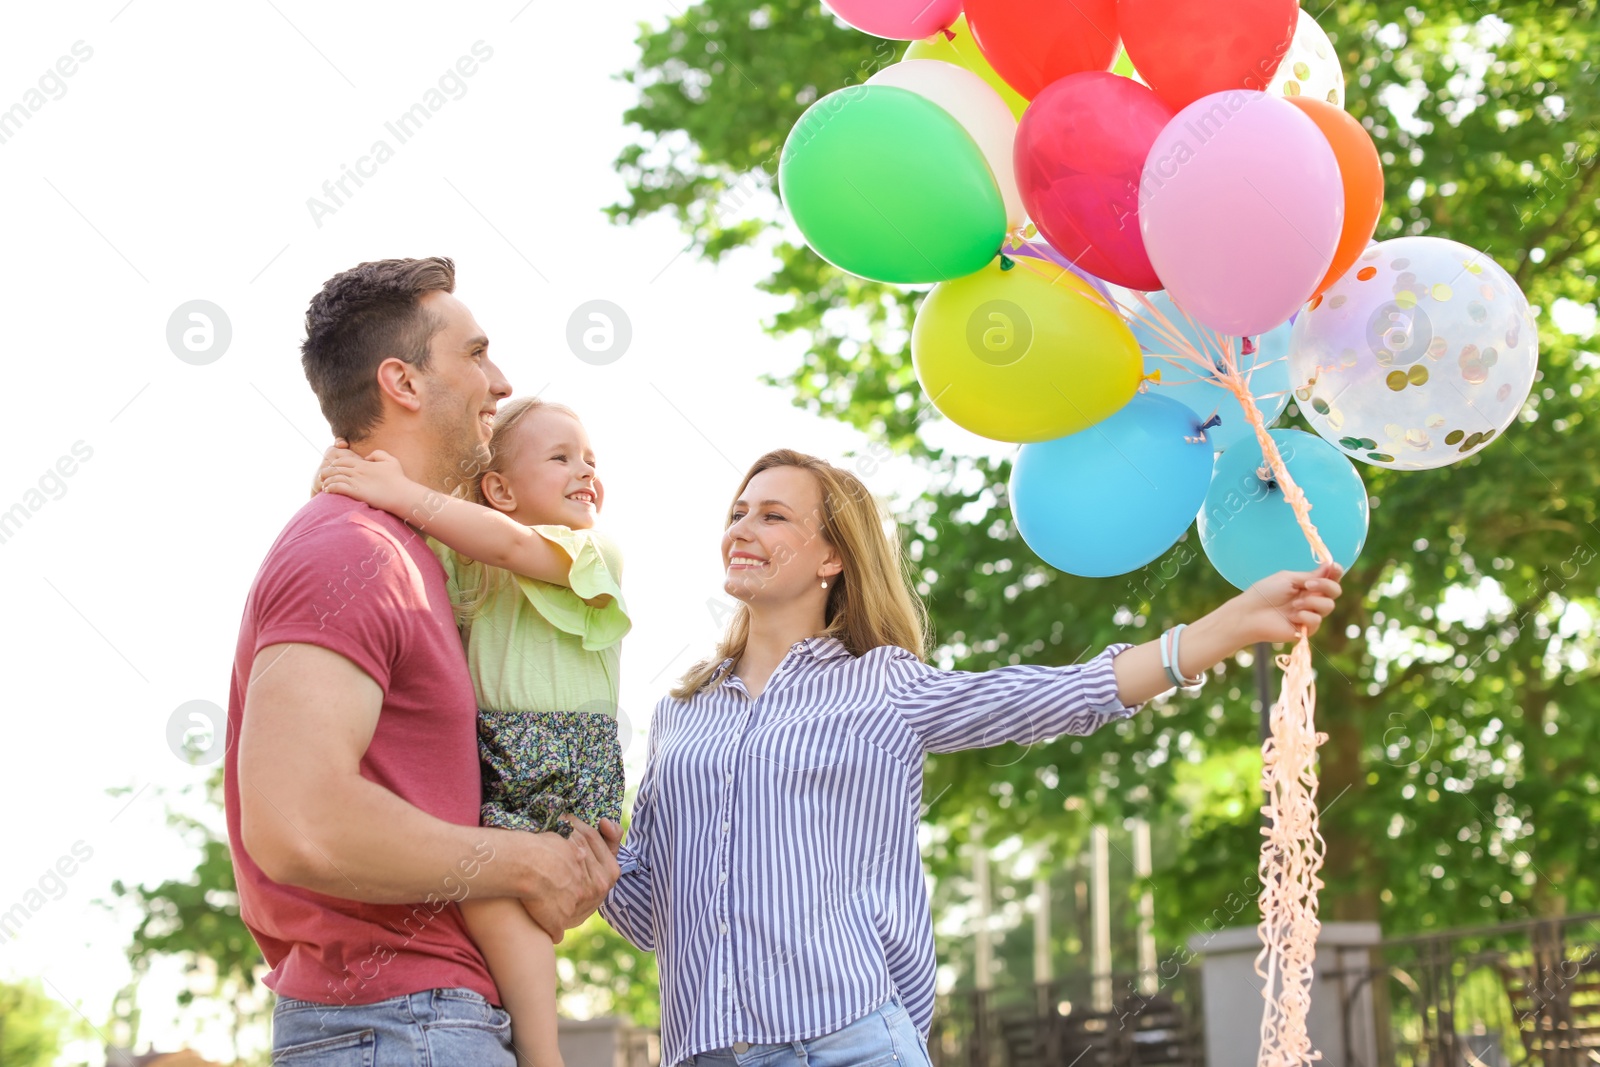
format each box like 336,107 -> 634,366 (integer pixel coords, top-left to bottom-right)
1129,292 -> 1331,1067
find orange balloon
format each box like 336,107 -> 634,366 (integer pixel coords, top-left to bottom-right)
1286,96 -> 1384,297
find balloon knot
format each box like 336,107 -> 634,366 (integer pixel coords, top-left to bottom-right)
940,26 -> 956,40
1242,335 -> 1258,356
1256,463 -> 1279,492
1198,412 -> 1223,431
999,254 -> 1015,271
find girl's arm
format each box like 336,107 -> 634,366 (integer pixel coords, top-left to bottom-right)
887,564 -> 1343,755
318,443 -> 577,587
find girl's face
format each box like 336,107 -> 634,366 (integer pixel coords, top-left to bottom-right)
722,466 -> 841,607
483,407 -> 601,529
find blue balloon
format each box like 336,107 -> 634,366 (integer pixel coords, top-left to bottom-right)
1011,392 -> 1214,578
1129,291 -> 1292,454
1198,429 -> 1369,591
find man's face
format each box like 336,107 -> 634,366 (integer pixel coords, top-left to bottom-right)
417,290 -> 511,485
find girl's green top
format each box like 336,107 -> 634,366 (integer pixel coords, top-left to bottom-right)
434,525 -> 630,717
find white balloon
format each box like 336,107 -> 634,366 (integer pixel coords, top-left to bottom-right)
868,59 -> 1025,230
1288,237 -> 1539,471
1268,9 -> 1346,108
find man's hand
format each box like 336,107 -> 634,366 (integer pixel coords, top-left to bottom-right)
319,439 -> 426,518
515,817 -> 622,943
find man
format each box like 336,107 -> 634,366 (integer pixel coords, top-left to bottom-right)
224,257 -> 619,1064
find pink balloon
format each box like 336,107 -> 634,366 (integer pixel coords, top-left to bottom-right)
1138,90 -> 1344,336
823,0 -> 962,39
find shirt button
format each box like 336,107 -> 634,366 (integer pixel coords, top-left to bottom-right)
720,922 -> 729,935
722,821 -> 730,833
725,772 -> 734,784
719,871 -> 728,883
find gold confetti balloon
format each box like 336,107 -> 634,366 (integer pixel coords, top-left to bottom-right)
1266,9 -> 1345,108
1287,237 -> 1539,470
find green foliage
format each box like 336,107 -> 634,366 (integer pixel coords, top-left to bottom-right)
0,979 -> 67,1067
110,774 -> 259,1002
609,0 -> 1600,973
556,913 -> 661,1026
108,772 -> 264,1056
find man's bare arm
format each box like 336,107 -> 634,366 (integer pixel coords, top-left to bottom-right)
236,642 -> 619,933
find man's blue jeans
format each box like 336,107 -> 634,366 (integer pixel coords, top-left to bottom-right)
271,986 -> 515,1066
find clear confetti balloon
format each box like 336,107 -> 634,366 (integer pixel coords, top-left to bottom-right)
1288,237 -> 1539,470
1267,9 -> 1345,108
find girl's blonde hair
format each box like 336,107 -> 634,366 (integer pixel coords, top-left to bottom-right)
446,395 -> 581,627
671,448 -> 930,699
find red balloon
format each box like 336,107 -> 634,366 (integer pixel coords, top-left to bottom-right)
1015,72 -> 1173,291
965,0 -> 1120,100
1118,0 -> 1299,111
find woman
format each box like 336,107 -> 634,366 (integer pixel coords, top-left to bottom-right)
601,449 -> 1342,1067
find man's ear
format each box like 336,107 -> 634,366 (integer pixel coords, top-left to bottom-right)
375,357 -> 424,415
481,471 -> 515,512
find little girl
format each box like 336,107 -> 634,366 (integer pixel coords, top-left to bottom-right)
319,396 -> 627,1067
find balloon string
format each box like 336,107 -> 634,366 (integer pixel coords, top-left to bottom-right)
1005,252 -> 1119,314
1127,291 -> 1330,1067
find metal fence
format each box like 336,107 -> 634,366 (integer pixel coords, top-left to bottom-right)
1330,912 -> 1600,1067
928,969 -> 1206,1067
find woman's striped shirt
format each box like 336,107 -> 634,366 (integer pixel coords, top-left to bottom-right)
599,635 -> 1139,1066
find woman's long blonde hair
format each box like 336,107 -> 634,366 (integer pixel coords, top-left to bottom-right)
671,448 -> 930,699
444,395 -> 580,627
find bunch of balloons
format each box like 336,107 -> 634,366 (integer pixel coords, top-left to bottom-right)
781,0 -> 1539,587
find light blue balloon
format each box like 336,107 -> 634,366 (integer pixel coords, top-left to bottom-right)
1198,429 -> 1369,592
1010,393 -> 1214,578
1130,291 -> 1293,454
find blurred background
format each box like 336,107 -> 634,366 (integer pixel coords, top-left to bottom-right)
1,1 -> 1597,1065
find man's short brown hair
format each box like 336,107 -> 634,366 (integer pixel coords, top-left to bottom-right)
300,257 -> 457,442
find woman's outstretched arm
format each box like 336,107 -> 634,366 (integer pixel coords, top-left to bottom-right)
887,564 -> 1344,755
1111,563 -> 1343,706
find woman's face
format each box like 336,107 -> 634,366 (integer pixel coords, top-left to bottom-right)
721,466 -> 841,607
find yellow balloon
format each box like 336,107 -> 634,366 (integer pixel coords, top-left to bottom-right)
912,258 -> 1142,443
905,15 -> 1029,121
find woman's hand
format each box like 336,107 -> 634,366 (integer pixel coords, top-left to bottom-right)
1113,562 -> 1346,705
1228,562 -> 1345,646
318,439 -> 424,519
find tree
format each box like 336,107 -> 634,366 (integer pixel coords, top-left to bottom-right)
0,979 -> 68,1067
108,772 -> 267,1063
607,0 -> 1600,965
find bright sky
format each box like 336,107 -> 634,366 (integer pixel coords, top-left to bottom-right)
0,2 -> 942,1061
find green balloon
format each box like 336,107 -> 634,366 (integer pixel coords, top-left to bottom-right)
779,85 -> 1007,284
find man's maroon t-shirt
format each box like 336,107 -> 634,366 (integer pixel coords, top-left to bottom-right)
224,492 -> 498,1006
